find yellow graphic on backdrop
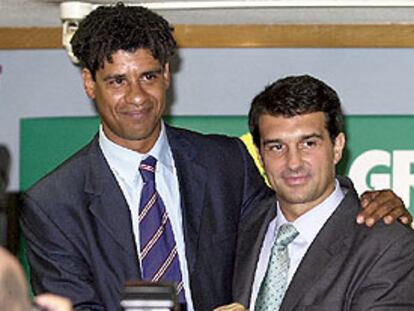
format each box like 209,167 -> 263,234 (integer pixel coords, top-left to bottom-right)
240,133 -> 270,188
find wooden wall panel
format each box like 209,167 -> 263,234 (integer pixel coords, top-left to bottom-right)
0,28 -> 61,49
1,24 -> 414,49
174,24 -> 414,48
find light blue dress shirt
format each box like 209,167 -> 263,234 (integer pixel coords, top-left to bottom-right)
99,122 -> 194,311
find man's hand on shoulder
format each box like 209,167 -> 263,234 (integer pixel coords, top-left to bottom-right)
357,189 -> 412,228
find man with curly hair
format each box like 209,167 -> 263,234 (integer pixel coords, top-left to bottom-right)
21,4 -> 271,310
20,4 -> 411,311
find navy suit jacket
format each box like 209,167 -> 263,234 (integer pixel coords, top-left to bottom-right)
234,177 -> 414,310
21,125 -> 272,311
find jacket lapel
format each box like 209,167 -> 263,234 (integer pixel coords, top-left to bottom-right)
234,195 -> 277,307
281,231 -> 344,311
166,126 -> 207,275
84,137 -> 138,257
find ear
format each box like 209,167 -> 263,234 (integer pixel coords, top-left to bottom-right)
163,63 -> 171,89
81,68 -> 96,99
333,132 -> 346,165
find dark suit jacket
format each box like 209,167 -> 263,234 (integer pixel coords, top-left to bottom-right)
20,125 -> 272,311
234,176 -> 414,310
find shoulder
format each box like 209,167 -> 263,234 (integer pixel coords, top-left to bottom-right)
325,178 -> 414,252
165,124 -> 268,199
365,218 -> 414,251
166,124 -> 249,158
166,124 -> 242,145
347,205 -> 414,256
25,137 -> 99,203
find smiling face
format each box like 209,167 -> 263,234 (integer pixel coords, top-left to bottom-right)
82,48 -> 170,153
258,112 -> 345,221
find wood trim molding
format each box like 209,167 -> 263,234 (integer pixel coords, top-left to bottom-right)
2,24 -> 414,49
175,24 -> 414,48
0,28 -> 61,49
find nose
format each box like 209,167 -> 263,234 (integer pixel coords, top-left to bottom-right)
286,148 -> 303,171
125,82 -> 146,106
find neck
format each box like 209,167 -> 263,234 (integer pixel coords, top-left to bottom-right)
279,183 -> 336,222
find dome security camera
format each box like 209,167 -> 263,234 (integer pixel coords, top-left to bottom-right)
60,2 -> 94,64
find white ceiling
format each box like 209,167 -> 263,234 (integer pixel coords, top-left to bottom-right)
3,0 -> 414,27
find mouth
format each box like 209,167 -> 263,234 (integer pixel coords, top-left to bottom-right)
283,174 -> 310,186
120,106 -> 152,120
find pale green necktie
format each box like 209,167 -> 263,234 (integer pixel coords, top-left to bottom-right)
255,223 -> 299,311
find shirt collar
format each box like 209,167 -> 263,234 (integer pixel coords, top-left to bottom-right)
276,179 -> 345,243
148,122 -> 174,174
98,121 -> 174,184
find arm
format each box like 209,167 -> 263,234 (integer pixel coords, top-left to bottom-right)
20,194 -> 104,311
350,230 -> 414,310
357,190 -> 412,227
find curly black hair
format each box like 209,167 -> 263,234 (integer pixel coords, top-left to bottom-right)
71,2 -> 176,79
248,75 -> 344,149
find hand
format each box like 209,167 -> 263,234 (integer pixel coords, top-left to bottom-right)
34,294 -> 72,311
213,302 -> 248,311
357,190 -> 412,227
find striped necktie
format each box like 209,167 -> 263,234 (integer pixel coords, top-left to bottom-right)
255,223 -> 299,311
138,155 -> 186,304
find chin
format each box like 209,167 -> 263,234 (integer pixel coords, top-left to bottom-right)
280,193 -> 312,205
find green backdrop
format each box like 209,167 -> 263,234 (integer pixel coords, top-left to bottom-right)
21,115 -> 414,213
20,116 -> 249,191
18,115 -> 414,291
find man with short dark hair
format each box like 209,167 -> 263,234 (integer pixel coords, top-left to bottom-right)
220,75 -> 414,310
20,4 -> 411,311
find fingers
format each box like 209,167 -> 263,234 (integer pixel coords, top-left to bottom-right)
359,190 -> 380,209
213,302 -> 248,311
34,293 -> 72,311
398,214 -> 413,225
357,190 -> 392,226
357,189 -> 408,227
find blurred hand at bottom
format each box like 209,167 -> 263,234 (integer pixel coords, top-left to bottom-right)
213,302 -> 248,311
34,294 -> 72,311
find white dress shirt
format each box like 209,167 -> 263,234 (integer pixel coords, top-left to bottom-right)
99,122 -> 194,311
250,180 -> 345,310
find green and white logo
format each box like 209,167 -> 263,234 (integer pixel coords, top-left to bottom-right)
340,116 -> 414,214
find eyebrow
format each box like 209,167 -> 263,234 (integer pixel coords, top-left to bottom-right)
103,74 -> 126,82
140,68 -> 163,77
301,133 -> 323,140
262,138 -> 282,147
102,67 -> 163,82
262,133 -> 323,146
